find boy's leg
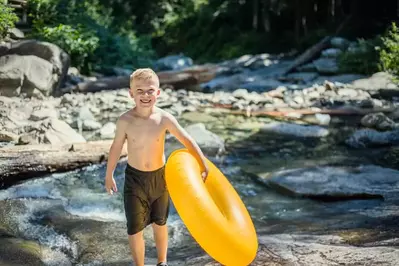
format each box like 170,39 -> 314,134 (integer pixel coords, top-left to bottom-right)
152,223 -> 168,263
150,190 -> 170,264
128,230 -> 145,266
124,190 -> 150,265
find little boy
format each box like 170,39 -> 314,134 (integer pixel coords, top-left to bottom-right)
104,68 -> 209,266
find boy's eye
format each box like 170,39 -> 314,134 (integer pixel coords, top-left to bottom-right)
137,90 -> 154,95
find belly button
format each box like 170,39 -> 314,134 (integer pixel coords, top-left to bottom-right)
145,162 -> 150,168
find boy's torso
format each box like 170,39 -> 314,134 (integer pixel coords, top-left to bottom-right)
124,108 -> 167,171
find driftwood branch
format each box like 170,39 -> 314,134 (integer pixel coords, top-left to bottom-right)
0,140 -> 127,188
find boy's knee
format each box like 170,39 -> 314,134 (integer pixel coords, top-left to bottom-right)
152,219 -> 167,227
128,227 -> 145,237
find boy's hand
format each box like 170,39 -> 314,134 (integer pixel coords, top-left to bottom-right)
201,164 -> 209,182
105,176 -> 118,195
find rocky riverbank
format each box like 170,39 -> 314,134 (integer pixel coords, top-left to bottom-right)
1,69 -> 399,149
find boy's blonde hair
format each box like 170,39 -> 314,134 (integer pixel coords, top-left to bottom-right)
130,68 -> 159,88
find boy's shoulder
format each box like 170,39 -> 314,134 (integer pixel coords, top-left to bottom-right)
115,110 -> 133,128
118,110 -> 133,120
157,107 -> 177,121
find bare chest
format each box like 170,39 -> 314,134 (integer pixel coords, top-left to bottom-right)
125,117 -> 165,147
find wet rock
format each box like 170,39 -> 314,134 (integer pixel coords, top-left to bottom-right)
257,233 -> 399,266
313,74 -> 366,85
153,54 -> 193,71
285,72 -> 319,83
263,165 -> 399,200
184,123 -> 225,156
0,237 -> 43,266
330,37 -> 350,50
313,58 -> 339,74
297,62 -> 317,72
321,48 -> 343,58
346,129 -> 399,148
260,122 -> 329,138
240,79 -> 284,92
361,113 -> 397,131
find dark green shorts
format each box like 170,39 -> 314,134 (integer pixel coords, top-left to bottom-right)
123,164 -> 170,235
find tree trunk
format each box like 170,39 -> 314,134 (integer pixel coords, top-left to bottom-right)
261,0 -> 271,33
0,140 -> 127,189
294,0 -> 301,45
252,0 -> 259,30
329,0 -> 336,21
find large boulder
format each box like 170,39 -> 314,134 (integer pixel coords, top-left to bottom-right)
0,40 -> 70,96
351,72 -> 399,98
346,128 -> 399,148
0,55 -> 56,97
262,165 -> 399,200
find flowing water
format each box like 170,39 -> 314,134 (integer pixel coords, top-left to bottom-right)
1,116 -> 399,265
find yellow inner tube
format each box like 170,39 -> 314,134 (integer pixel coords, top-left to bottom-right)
165,149 -> 258,265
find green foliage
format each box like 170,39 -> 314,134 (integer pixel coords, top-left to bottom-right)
337,37 -> 382,75
28,0 -> 155,74
337,22 -> 399,79
0,3 -> 19,41
379,22 -> 399,79
34,24 -> 99,72
25,0 -> 399,73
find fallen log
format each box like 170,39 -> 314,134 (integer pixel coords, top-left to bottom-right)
282,36 -> 331,75
63,65 -> 218,95
0,140 -> 127,189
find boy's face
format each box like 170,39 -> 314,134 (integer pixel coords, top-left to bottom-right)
129,78 -> 160,108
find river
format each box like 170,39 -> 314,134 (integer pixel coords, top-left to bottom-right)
1,115 -> 399,265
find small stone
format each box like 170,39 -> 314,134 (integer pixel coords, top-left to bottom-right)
100,122 -> 116,139
0,130 -> 19,142
232,88 -> 249,99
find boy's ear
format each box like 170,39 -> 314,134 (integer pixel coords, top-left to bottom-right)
156,89 -> 160,96
129,89 -> 134,97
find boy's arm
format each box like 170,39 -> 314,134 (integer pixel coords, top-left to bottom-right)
105,117 -> 127,180
163,112 -> 209,180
